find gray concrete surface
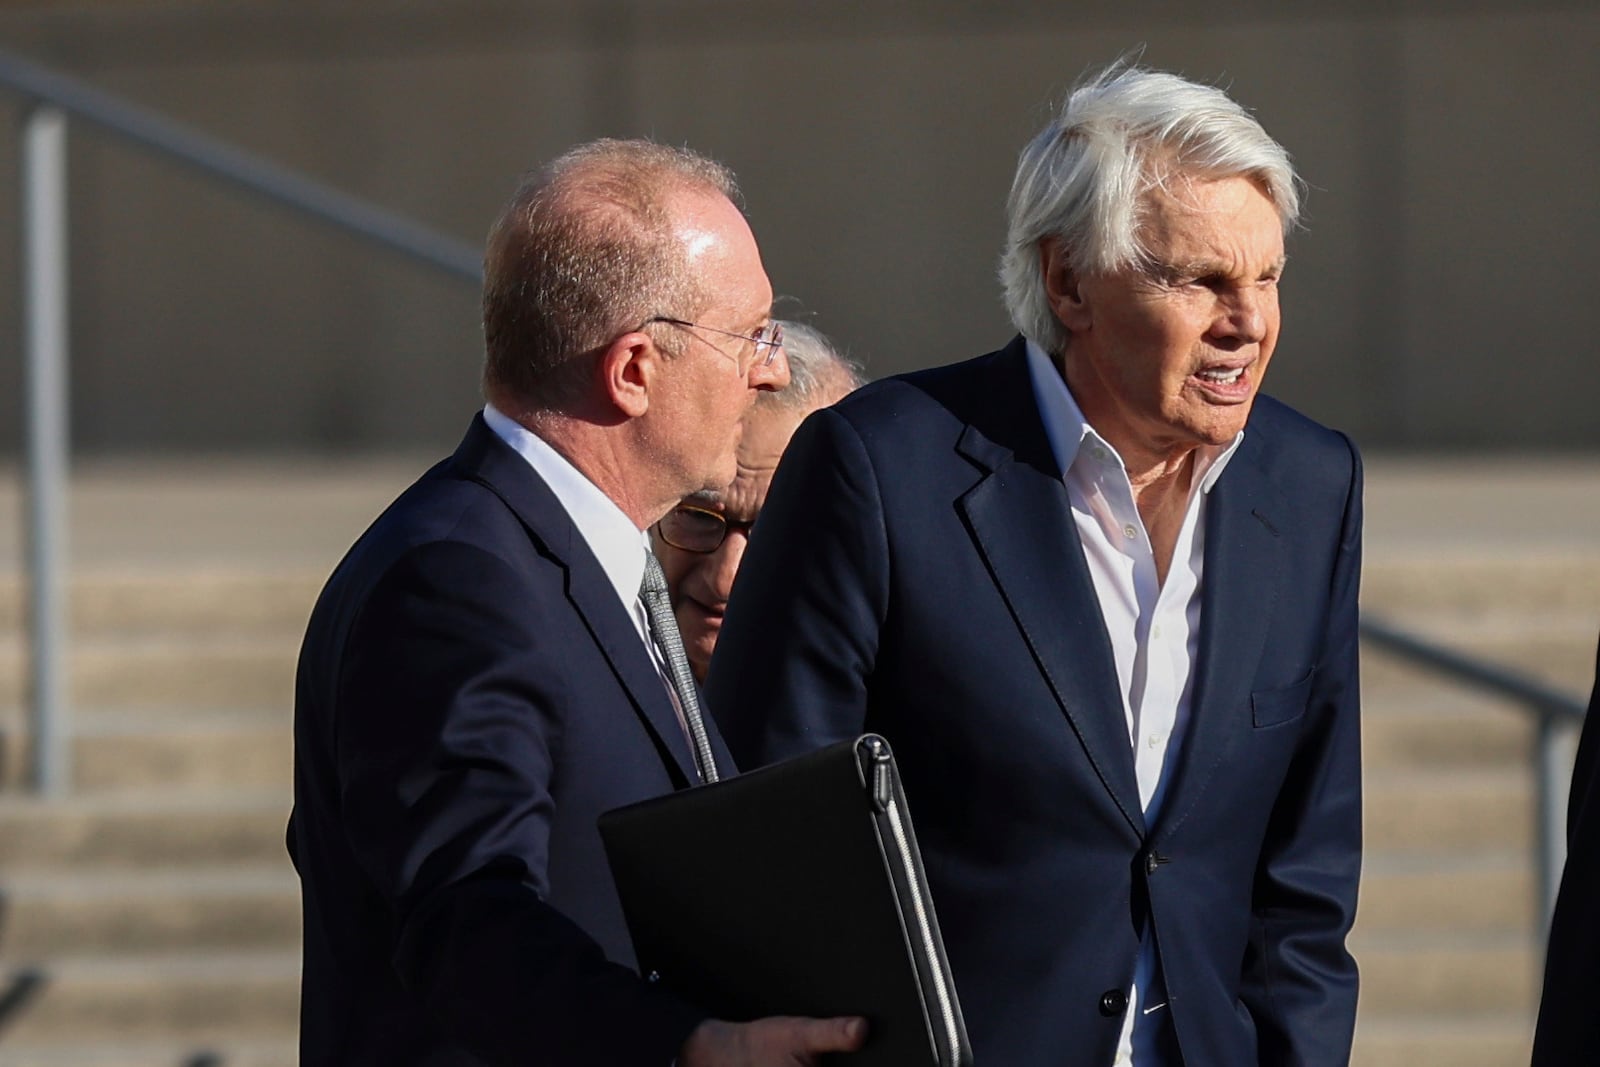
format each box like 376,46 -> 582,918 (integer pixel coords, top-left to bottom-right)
1,452 -> 1596,573
1362,455 -> 1600,564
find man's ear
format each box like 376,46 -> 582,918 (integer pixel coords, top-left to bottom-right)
1041,238 -> 1090,332
599,331 -> 656,419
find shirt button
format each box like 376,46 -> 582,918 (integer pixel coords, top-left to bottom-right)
1147,733 -> 1161,749
1098,989 -> 1128,1016
1122,523 -> 1137,539
1152,624 -> 1163,639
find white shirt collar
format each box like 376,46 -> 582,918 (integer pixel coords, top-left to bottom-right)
481,403 -> 651,610
1023,338 -> 1242,493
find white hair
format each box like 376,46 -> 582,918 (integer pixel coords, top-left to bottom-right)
757,320 -> 865,413
999,63 -> 1302,355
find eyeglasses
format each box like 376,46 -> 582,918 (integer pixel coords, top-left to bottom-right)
644,316 -> 785,369
656,504 -> 754,554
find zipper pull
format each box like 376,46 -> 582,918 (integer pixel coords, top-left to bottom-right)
866,737 -> 892,812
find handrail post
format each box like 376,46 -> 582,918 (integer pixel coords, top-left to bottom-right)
21,102 -> 71,797
1534,710 -> 1574,940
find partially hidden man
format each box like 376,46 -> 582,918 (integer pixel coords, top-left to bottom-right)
655,320 -> 864,684
289,140 -> 863,1066
708,65 -> 1363,1066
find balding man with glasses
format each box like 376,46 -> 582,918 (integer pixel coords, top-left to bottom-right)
289,141 -> 864,1067
654,320 -> 865,683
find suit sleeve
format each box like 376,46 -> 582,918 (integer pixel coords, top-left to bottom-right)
1240,435 -> 1364,1066
706,406 -> 891,766
1529,634 -> 1600,1064
335,540 -> 703,1066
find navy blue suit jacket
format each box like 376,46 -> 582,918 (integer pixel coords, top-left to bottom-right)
1531,633 -> 1600,1066
707,338 -> 1363,1066
289,415 -> 728,1065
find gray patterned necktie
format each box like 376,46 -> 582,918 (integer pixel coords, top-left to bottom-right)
639,551 -> 720,784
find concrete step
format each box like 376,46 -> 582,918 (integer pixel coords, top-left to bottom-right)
1363,554 -> 1600,614
1360,618 -> 1598,697
0,868 -> 298,955
1357,854 -> 1533,936
1351,1017 -> 1533,1067
0,953 -> 298,1044
0,457 -> 419,578
0,570 -> 321,640
0,635 -> 297,712
72,713 -> 291,793
1352,934 -> 1538,1018
0,793 -> 289,870
1365,768 -> 1531,854
0,1039 -> 296,1067
0,711 -> 291,793
1360,698 -> 1531,771
0,556 -> 1584,634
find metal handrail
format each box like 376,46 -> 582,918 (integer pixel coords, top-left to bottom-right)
1359,613 -> 1589,938
2,44 -> 482,795
0,45 -> 483,280
1361,616 -> 1589,725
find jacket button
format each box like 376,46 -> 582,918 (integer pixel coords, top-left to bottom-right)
1146,851 -> 1169,875
1098,989 -> 1127,1017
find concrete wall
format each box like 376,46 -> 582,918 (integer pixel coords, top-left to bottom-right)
0,0 -> 1595,455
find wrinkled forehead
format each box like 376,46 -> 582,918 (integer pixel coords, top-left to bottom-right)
1137,164 -> 1290,236
683,463 -> 772,525
1133,173 -> 1286,267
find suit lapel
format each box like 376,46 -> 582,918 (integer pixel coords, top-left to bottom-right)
954,345 -> 1144,834
1155,442 -> 1283,838
450,416 -> 703,787
561,573 -> 704,785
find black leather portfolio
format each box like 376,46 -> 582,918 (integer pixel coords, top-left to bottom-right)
599,734 -> 972,1066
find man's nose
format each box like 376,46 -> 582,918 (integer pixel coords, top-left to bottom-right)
707,532 -> 749,601
1212,287 -> 1269,345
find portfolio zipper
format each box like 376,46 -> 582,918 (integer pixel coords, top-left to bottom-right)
866,737 -> 961,1062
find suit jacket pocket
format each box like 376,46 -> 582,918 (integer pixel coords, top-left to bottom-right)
1251,670 -> 1315,728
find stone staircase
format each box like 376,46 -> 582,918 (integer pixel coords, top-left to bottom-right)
0,570 -> 315,1067
1351,555 -> 1600,1067
0,457 -> 1592,1066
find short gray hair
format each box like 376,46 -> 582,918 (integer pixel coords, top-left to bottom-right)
999,63 -> 1301,355
757,320 -> 865,413
482,139 -> 740,409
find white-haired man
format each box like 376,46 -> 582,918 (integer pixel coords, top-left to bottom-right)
709,65 -> 1362,1066
655,320 -> 864,683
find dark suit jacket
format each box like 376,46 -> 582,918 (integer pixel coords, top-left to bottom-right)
289,415 -> 729,1065
706,338 -> 1363,1066
1531,633 -> 1600,1066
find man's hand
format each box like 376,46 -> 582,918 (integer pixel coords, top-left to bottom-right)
678,1015 -> 867,1066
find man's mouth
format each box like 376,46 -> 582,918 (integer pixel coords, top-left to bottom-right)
690,600 -> 727,626
1195,366 -> 1244,385
1190,359 -> 1255,400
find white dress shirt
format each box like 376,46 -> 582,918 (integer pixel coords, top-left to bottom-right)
1024,342 -> 1242,1067
482,404 -> 663,665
